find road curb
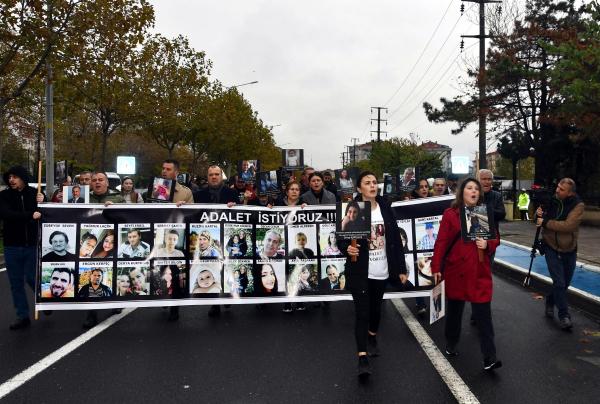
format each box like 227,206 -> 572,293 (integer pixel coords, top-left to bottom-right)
493,260 -> 600,320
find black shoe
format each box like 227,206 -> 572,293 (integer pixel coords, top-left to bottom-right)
9,318 -> 31,330
445,345 -> 459,357
367,334 -> 380,357
483,358 -> 503,371
416,305 -> 427,318
358,355 -> 372,378
295,302 -> 306,311
82,312 -> 98,329
208,305 -> 221,317
545,305 -> 554,318
282,303 -> 293,313
559,316 -> 573,330
168,307 -> 179,322
111,308 -> 122,315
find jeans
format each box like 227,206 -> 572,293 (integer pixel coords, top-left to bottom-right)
4,246 -> 37,319
544,247 -> 576,319
351,279 -> 387,352
446,299 -> 497,361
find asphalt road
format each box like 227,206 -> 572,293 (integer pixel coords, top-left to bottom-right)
0,268 -> 599,403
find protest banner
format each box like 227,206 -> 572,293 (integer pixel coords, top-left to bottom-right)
35,196 -> 453,310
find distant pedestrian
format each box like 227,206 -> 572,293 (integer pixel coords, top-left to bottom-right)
518,189 -> 530,221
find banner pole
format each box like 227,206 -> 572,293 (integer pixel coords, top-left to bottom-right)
351,239 -> 358,262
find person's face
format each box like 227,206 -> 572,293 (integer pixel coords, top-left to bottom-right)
296,234 -> 307,248
7,174 -> 25,191
263,232 -> 281,256
417,180 -> 429,197
51,234 -> 67,253
165,233 -> 179,250
207,167 -> 222,187
50,270 -> 71,297
122,179 -> 134,192
463,181 -> 480,206
233,235 -> 239,243
79,173 -> 92,186
130,269 -> 145,288
91,173 -> 109,194
310,176 -> 323,192
287,184 -> 300,200
326,266 -> 339,283
347,206 -> 358,221
555,182 -> 573,200
90,270 -> 102,286
358,175 -> 378,198
261,265 -> 276,290
118,275 -> 130,292
162,268 -> 172,283
479,173 -> 493,193
324,173 -> 332,184
242,161 -> 249,171
80,238 -> 97,257
329,232 -> 336,245
341,170 -> 348,179
240,266 -> 246,274
128,231 -> 141,247
72,187 -> 81,198
103,235 -> 114,251
199,235 -> 209,250
235,178 -> 245,190
339,274 -> 346,289
303,169 -> 315,184
400,233 -> 407,246
433,180 -> 446,195
426,227 -> 434,236
197,270 -> 214,288
161,163 -> 178,180
404,169 -> 413,182
300,268 -> 310,281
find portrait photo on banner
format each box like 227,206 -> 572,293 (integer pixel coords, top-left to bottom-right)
319,258 -> 347,292
287,224 -> 318,260
116,262 -> 150,296
190,260 -> 223,295
80,224 -> 115,259
415,215 -> 442,251
189,223 -> 222,259
287,261 -> 318,296
404,253 -> 416,286
397,219 -> 414,253
258,170 -> 280,197
147,176 -> 176,202
117,224 -> 152,259
416,252 -> 434,287
255,225 -> 286,259
152,223 -> 186,258
224,224 -> 253,258
40,262 -> 76,299
62,185 -> 89,203
41,223 -> 77,261
223,260 -> 253,295
77,261 -> 114,298
150,260 -> 186,297
254,260 -> 286,295
318,223 -> 343,257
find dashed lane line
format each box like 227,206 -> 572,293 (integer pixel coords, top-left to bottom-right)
0,308 -> 135,400
391,299 -> 480,404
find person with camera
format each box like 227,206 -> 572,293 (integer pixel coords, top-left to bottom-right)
536,178 -> 584,330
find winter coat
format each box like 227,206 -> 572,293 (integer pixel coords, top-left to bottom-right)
431,207 -> 499,303
541,195 -> 584,253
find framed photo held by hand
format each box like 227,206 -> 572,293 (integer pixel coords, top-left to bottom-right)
147,177 -> 176,202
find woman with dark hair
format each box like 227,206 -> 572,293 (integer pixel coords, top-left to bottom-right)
431,178 -> 502,371
341,171 -> 408,378
121,176 -> 143,203
322,231 -> 341,256
411,178 -> 430,199
91,230 -> 115,259
341,201 -> 365,232
398,227 -> 410,253
255,263 -> 279,296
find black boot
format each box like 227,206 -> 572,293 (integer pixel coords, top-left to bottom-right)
9,318 -> 31,330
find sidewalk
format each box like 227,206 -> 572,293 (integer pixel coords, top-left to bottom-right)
501,220 -> 600,267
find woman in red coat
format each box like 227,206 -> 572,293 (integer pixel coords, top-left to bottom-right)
432,178 -> 502,371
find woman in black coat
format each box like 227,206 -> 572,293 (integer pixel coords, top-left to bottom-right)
340,171 -> 408,378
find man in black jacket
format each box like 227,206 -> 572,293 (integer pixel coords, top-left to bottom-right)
478,169 -> 506,229
0,166 -> 42,330
193,165 -> 236,317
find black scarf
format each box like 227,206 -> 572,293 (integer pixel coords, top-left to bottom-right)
208,184 -> 223,203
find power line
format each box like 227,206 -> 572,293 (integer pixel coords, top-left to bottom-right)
383,0 -> 456,107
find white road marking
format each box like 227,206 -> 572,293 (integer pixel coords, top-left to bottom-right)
391,299 -> 480,404
0,308 -> 135,400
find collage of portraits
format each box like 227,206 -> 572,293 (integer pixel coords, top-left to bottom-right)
37,197 -> 452,307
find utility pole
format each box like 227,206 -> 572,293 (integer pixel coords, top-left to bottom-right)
461,0 -> 500,170
45,0 -> 55,194
370,107 -> 387,142
350,137 -> 360,165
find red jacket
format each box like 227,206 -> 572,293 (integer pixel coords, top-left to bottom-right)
431,207 -> 499,303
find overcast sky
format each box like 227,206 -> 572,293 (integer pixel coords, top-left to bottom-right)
150,0 -> 491,169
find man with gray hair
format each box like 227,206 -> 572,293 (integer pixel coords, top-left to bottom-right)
536,178 -> 584,330
478,169 -> 506,226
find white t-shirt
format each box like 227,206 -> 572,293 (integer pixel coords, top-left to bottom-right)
368,204 -> 389,280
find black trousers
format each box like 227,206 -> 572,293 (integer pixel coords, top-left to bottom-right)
351,279 -> 387,352
445,299 -> 497,361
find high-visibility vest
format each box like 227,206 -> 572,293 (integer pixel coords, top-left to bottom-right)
518,192 -> 530,211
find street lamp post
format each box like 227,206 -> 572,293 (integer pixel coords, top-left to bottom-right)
225,80 -> 258,89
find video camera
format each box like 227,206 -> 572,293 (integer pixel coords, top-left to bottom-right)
531,188 -> 553,208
